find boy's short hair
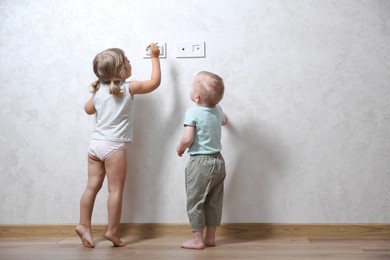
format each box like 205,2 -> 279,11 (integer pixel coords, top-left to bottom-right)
194,71 -> 225,106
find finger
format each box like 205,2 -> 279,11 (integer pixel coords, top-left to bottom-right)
146,43 -> 155,51
149,43 -> 158,49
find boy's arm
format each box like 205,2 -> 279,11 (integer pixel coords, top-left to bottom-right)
218,105 -> 228,126
222,114 -> 228,126
176,126 -> 195,157
129,43 -> 161,95
84,96 -> 96,115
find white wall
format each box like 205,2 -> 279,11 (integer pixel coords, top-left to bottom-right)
1,0 -> 389,224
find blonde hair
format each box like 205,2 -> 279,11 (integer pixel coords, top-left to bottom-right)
194,71 -> 225,106
90,48 -> 127,96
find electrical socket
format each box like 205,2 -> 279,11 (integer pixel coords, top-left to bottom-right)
176,42 -> 206,58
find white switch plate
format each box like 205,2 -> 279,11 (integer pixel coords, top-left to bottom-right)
144,42 -> 166,59
176,42 -> 206,58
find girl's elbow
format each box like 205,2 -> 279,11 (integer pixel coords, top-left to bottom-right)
84,106 -> 96,115
150,81 -> 161,92
153,78 -> 161,88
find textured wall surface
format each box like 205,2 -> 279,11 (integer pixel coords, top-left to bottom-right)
0,0 -> 389,224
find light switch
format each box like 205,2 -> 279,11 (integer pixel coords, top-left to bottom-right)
144,42 -> 166,59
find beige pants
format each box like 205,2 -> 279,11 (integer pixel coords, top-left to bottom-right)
185,152 -> 226,232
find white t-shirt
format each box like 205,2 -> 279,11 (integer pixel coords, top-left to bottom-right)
91,82 -> 134,142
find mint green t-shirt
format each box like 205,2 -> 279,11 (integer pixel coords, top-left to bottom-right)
183,105 -> 225,155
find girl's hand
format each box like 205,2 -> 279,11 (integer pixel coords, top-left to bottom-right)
147,43 -> 160,58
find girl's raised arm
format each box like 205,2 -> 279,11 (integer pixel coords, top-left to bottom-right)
129,43 -> 161,95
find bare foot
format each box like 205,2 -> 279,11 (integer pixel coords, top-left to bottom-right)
105,231 -> 125,247
204,227 -> 216,247
204,238 -> 216,247
75,225 -> 95,248
181,239 -> 205,250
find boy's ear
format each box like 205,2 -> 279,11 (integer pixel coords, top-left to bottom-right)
195,94 -> 202,104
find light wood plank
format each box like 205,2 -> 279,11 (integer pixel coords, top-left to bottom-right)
1,223 -> 390,238
1,235 -> 389,260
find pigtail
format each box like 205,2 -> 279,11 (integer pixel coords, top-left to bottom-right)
109,80 -> 125,97
90,80 -> 100,93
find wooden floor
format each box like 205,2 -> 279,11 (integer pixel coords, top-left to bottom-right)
1,234 -> 389,260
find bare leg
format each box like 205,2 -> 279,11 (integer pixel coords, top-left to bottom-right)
204,226 -> 217,246
104,149 -> 127,247
181,231 -> 205,250
76,155 -> 105,248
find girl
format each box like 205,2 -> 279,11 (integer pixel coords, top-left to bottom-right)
76,44 -> 161,248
